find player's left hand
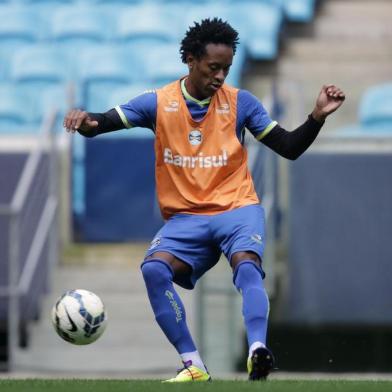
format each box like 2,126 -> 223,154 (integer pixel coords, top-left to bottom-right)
312,85 -> 346,122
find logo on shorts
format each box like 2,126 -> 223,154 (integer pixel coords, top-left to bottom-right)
251,234 -> 263,245
149,236 -> 161,250
188,129 -> 202,146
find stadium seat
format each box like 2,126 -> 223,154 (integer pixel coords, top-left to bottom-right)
142,42 -> 188,86
155,0 -> 211,3
93,0 -> 141,3
0,6 -> 42,42
184,1 -> 283,60
0,83 -> 37,134
228,1 -> 283,60
78,45 -> 142,111
359,83 -> 392,127
10,45 -> 71,90
115,4 -> 177,44
284,0 -> 317,23
183,3 -> 229,33
0,6 -> 45,77
332,83 -> 392,137
0,83 -> 68,134
20,0 -> 74,3
50,5 -> 111,47
38,85 -> 70,132
17,0 -> 77,26
162,1 -> 191,40
0,52 -> 7,81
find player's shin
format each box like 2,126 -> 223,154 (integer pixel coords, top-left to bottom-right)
141,259 -> 196,352
233,260 -> 274,379
141,258 -> 208,374
233,261 -> 269,352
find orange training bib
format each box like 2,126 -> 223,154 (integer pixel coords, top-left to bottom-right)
155,80 -> 259,219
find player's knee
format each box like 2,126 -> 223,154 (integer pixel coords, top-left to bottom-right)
233,261 -> 264,290
231,251 -> 260,268
141,259 -> 174,287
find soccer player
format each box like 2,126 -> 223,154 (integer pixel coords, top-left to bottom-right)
64,18 -> 345,382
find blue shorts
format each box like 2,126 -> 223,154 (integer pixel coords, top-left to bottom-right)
144,204 -> 266,289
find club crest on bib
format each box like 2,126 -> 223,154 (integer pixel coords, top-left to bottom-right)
188,129 -> 202,146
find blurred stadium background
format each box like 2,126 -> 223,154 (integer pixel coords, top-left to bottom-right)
1,0 -> 392,379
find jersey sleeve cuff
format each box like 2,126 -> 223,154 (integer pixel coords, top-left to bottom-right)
115,105 -> 133,129
256,120 -> 278,141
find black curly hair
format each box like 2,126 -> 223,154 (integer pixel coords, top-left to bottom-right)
180,17 -> 239,64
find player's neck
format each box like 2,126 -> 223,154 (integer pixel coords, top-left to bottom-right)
182,78 -> 211,106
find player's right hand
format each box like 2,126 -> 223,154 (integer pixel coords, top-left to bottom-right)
63,109 -> 99,133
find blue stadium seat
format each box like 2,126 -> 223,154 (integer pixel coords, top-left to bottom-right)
228,1 -> 283,60
0,52 -> 7,81
0,82 -> 68,135
0,6 -> 42,42
142,42 -> 188,86
183,3 -> 229,32
162,1 -> 191,40
10,45 -> 71,90
78,45 -> 142,111
50,5 -> 111,47
359,83 -> 392,127
19,0 -> 75,3
115,4 -> 177,44
17,0 -> 77,25
0,6 -> 44,77
332,83 -> 392,137
38,85 -> 70,132
184,1 -> 283,60
284,0 -> 316,23
92,0 -> 141,3
155,0 -> 211,2
0,83 -> 37,134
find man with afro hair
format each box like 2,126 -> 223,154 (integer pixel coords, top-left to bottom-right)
64,17 -> 345,382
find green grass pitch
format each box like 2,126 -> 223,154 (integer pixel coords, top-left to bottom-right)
0,380 -> 391,392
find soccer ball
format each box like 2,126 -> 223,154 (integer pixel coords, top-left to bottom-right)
51,289 -> 107,345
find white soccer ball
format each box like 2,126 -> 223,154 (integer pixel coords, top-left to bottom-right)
51,289 -> 107,345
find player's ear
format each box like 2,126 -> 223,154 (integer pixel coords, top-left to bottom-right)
187,54 -> 195,71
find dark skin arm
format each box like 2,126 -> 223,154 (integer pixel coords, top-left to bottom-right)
260,85 -> 346,160
310,84 -> 345,122
63,109 -> 99,133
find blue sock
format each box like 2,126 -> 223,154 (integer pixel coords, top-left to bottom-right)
141,259 -> 197,355
233,261 -> 269,348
